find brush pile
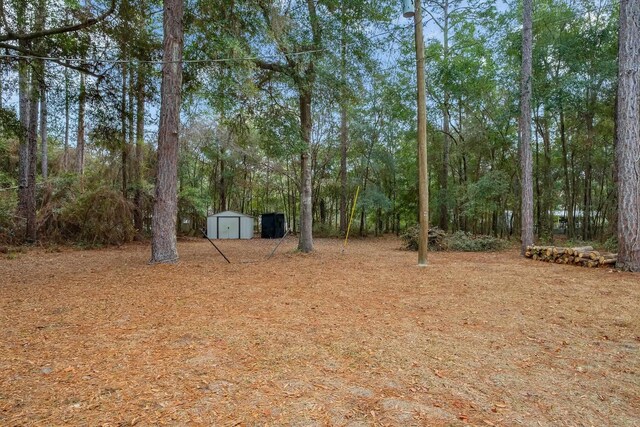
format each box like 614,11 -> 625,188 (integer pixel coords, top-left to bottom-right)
525,245 -> 618,268
401,226 -> 447,251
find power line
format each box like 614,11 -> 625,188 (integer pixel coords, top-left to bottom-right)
0,24 -> 410,66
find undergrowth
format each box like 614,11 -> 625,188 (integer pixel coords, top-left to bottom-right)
402,226 -> 507,252
59,187 -> 135,246
446,231 -> 507,252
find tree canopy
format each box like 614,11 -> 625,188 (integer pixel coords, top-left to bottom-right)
0,0 -> 634,267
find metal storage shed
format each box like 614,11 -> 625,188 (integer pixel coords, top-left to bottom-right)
206,210 -> 254,239
261,213 -> 286,238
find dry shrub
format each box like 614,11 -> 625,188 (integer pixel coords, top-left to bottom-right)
37,176 -> 78,242
0,192 -> 17,244
60,187 -> 135,245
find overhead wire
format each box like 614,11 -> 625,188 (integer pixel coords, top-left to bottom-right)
0,22 -> 412,66
0,0 -> 616,67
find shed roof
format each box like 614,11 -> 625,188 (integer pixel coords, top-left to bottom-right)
207,210 -> 254,218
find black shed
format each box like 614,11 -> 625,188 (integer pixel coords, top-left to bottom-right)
261,213 -> 286,238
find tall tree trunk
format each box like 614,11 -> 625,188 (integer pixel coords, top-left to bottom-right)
534,120 -> 541,235
26,0 -> 48,242
582,107 -> 594,240
439,0 -> 450,232
339,15 -> 348,236
298,88 -> 313,252
40,68 -> 48,180
16,0 -> 29,221
17,51 -> 30,220
535,112 -> 552,239
128,65 -> 135,147
358,115 -> 377,237
25,73 -> 39,243
121,62 -> 129,197
609,94 -> 619,238
542,116 -> 552,238
615,0 -> 640,271
457,98 -> 467,231
76,72 -> 86,176
128,62 -> 135,193
241,155 -> 248,213
220,150 -> 226,211
320,198 -> 326,224
134,67 -> 145,238
63,63 -> 70,171
559,105 -> 573,236
150,0 -> 184,263
519,0 -> 534,255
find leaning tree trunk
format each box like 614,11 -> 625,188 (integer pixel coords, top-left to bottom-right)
615,0 -> 640,272
519,0 -> 534,255
150,0 -> 184,264
298,88 -> 313,253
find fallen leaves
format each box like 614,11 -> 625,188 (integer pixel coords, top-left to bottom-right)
1,237 -> 638,426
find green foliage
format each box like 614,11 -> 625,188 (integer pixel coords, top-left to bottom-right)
402,226 -> 506,252
604,236 -> 618,253
0,172 -> 17,243
0,107 -> 21,138
358,187 -> 391,212
464,170 -> 509,218
313,222 -> 339,238
445,231 -> 507,252
0,0 -> 623,248
179,186 -> 209,217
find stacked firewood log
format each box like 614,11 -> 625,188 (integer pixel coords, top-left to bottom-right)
525,245 -> 618,268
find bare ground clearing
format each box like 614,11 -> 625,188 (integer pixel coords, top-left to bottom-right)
1,237 -> 638,426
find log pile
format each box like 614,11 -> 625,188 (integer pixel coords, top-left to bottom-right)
525,245 -> 618,268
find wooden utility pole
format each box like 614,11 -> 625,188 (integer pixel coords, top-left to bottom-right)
414,0 -> 429,266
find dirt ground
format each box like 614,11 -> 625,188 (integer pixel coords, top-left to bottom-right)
1,237 -> 638,426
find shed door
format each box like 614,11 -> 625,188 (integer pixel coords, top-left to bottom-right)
218,217 -> 240,239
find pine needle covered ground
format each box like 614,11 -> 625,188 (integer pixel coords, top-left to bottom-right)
1,237 -> 638,426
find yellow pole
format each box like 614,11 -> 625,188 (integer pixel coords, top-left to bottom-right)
343,186 -> 360,250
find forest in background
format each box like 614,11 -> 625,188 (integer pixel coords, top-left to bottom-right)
0,0 -> 627,249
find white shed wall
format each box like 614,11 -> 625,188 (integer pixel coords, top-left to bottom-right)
206,211 -> 254,239
206,216 -> 218,239
218,217 -> 239,239
240,216 -> 254,239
